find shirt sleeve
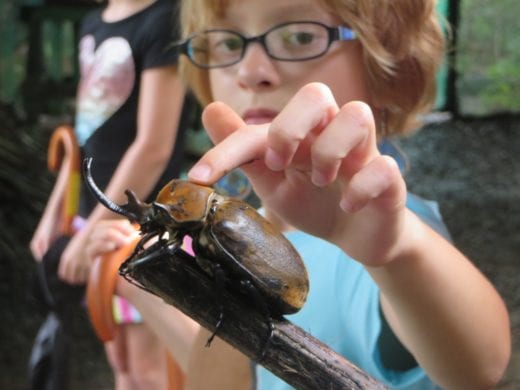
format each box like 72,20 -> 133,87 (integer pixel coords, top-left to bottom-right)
406,192 -> 452,240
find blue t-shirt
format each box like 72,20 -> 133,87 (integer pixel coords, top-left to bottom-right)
257,142 -> 449,389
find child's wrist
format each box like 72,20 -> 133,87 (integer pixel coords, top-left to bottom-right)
338,209 -> 425,268
368,211 -> 426,269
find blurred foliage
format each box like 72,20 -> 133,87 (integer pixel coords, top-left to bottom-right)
0,1 -> 27,106
0,102 -> 56,382
457,0 -> 520,114
0,104 -> 53,262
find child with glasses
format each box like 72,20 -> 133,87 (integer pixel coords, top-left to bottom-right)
177,0 -> 511,389
85,0 -> 511,389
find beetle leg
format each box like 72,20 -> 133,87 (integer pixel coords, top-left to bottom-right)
205,262 -> 227,347
240,279 -> 274,359
132,231 -> 158,255
122,241 -> 179,275
120,242 -> 188,297
121,271 -> 157,296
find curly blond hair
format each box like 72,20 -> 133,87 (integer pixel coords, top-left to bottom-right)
179,0 -> 446,135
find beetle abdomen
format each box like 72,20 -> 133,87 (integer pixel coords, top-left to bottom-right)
205,199 -> 309,315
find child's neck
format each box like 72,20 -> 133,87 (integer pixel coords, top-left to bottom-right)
103,0 -> 156,22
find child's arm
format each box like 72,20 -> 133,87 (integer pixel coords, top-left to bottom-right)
117,281 -> 200,373
367,212 -> 510,389
58,67 -> 185,284
30,156 -> 69,261
188,83 -> 511,389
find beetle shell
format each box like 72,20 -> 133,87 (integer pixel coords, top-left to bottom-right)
155,180 -> 215,224
196,195 -> 309,315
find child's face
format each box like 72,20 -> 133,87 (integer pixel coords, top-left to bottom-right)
208,0 -> 370,124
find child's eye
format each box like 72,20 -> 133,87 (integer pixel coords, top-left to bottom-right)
286,32 -> 315,46
214,37 -> 243,52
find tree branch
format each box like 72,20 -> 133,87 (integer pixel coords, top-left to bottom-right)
123,247 -> 386,390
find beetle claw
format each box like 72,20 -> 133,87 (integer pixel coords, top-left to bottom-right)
258,319 -> 275,361
204,262 -> 227,347
205,310 -> 224,347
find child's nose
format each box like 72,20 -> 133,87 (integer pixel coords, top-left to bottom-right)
236,43 -> 280,88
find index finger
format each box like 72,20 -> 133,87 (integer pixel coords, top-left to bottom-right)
188,103 -> 268,184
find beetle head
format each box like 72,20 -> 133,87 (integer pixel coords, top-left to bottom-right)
83,157 -> 153,224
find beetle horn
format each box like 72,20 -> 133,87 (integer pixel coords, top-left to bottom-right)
83,157 -> 150,223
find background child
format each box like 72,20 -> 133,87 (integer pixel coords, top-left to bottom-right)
30,0 -> 193,388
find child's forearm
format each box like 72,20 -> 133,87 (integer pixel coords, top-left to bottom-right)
367,211 -> 510,389
119,278 -> 200,372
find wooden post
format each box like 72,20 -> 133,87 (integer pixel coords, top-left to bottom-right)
124,247 -> 386,390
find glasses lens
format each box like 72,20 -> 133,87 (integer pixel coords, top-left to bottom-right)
188,31 -> 244,67
266,22 -> 330,60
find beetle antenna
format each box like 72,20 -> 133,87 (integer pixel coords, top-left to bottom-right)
83,157 -> 139,221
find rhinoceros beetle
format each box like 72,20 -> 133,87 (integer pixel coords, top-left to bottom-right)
83,158 -> 309,345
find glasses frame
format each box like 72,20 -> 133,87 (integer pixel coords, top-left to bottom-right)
178,20 -> 357,69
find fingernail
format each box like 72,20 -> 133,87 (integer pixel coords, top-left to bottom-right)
340,198 -> 356,213
265,148 -> 285,171
312,171 -> 328,187
188,164 -> 212,182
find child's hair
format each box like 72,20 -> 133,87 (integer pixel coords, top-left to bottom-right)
179,0 -> 446,135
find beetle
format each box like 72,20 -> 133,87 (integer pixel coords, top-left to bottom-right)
83,158 -> 309,345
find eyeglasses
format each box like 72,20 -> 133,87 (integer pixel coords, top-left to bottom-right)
178,21 -> 357,69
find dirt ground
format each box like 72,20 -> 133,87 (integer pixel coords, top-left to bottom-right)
1,114 -> 518,389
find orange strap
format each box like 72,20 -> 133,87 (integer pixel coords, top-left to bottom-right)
47,125 -> 80,235
86,238 -> 140,342
166,352 -> 185,390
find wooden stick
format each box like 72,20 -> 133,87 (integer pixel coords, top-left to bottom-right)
123,247 -> 386,390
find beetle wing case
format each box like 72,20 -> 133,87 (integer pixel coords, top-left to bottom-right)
204,198 -> 309,315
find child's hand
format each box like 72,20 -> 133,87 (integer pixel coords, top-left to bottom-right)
85,219 -> 138,262
58,219 -> 136,284
30,213 -> 59,262
188,83 -> 409,266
